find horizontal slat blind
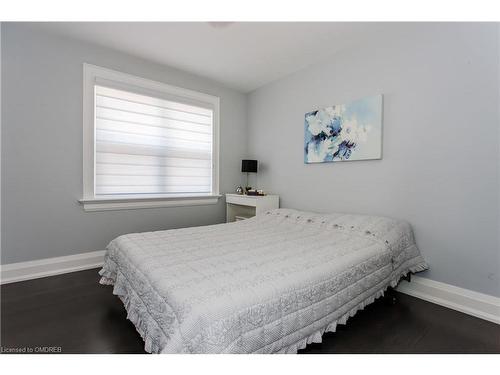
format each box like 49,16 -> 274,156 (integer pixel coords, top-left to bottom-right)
95,85 -> 213,196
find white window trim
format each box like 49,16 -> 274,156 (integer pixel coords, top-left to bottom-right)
80,63 -> 220,211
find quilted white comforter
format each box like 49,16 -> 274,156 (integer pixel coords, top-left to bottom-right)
99,208 -> 427,353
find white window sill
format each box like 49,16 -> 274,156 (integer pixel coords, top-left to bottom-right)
79,194 -> 221,212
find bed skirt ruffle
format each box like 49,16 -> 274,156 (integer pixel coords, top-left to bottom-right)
276,261 -> 429,353
100,257 -> 428,354
100,261 -> 168,353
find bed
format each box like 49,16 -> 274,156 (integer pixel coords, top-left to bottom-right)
99,208 -> 428,353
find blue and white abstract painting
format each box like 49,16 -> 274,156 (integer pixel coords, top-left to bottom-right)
304,95 -> 383,163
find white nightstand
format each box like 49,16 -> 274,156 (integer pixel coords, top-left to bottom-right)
225,194 -> 279,222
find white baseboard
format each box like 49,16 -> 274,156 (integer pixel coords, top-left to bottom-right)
397,275 -> 500,325
0,250 -> 105,285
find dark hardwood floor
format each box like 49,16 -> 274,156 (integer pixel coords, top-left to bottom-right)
1,268 -> 499,354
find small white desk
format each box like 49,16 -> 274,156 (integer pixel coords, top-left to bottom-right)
225,194 -> 279,222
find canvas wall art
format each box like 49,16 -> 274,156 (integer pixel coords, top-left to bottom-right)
304,95 -> 383,163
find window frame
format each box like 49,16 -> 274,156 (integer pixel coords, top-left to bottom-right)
80,64 -> 220,211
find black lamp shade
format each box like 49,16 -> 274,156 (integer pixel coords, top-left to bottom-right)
241,159 -> 258,173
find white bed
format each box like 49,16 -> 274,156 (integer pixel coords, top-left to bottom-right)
99,208 -> 427,353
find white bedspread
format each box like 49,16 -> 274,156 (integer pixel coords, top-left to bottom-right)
99,208 -> 427,353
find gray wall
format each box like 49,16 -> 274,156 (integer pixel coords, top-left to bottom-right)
0,23 -> 2,260
247,23 -> 500,297
2,23 -> 499,298
1,23 -> 247,264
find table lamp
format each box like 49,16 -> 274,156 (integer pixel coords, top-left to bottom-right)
241,159 -> 258,192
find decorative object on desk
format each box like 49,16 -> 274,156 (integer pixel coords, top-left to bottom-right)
304,95 -> 383,164
241,159 -> 258,191
235,186 -> 244,195
246,189 -> 266,196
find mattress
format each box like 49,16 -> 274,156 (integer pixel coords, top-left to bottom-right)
99,208 -> 428,353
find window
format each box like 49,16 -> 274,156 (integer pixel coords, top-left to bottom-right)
81,64 -> 220,211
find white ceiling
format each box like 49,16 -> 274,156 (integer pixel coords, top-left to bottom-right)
28,22 -> 393,92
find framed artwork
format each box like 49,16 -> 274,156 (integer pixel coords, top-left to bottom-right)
304,95 -> 383,163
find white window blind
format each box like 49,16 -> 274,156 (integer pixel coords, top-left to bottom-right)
94,85 -> 214,197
